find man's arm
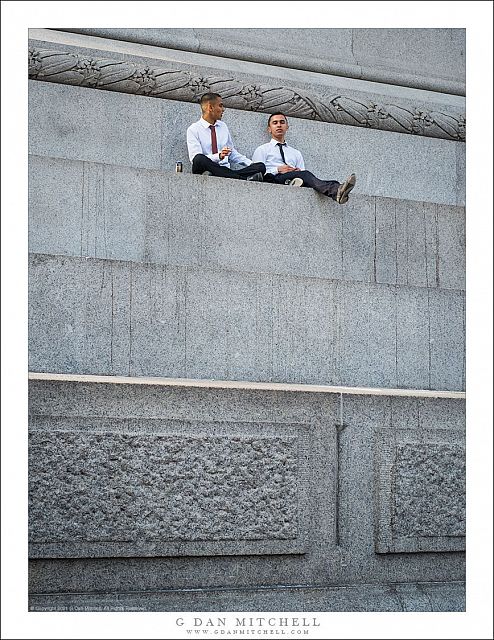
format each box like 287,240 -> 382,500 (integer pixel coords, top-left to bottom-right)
276,164 -> 302,173
186,126 -> 220,164
277,149 -> 304,172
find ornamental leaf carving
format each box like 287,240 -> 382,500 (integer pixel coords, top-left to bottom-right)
35,51 -> 80,77
330,96 -> 370,126
28,48 -> 466,142
28,49 -> 43,75
95,62 -> 138,87
153,71 -> 197,95
380,104 -> 416,133
427,111 -> 464,139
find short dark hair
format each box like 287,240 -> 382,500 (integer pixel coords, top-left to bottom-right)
200,93 -> 222,109
267,112 -> 288,127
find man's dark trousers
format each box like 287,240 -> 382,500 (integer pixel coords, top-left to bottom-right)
265,170 -> 340,199
192,154 -> 266,180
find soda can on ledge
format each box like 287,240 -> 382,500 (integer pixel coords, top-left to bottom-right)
175,162 -> 183,173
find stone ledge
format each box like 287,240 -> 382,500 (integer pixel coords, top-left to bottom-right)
28,372 -> 466,399
28,156 -> 466,288
28,81 -> 465,206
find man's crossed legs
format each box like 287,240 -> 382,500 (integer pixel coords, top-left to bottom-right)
264,170 -> 356,203
192,154 -> 266,181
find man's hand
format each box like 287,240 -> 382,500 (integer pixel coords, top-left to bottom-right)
219,147 -> 232,160
277,164 -> 301,174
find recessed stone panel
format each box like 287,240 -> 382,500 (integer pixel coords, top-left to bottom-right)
29,418 -> 313,558
375,427 -> 465,553
393,444 -> 465,537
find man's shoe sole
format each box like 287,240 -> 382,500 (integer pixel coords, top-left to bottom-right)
289,178 -> 304,187
336,174 -> 356,204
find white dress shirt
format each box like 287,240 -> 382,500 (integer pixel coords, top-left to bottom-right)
186,118 -> 252,168
252,139 -> 305,175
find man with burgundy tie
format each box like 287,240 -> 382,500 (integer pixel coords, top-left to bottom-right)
186,93 -> 266,181
252,113 -> 356,204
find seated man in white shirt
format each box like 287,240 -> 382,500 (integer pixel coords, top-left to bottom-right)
252,113 -> 356,203
187,93 -> 266,181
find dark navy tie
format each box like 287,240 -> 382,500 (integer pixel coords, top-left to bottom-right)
276,143 -> 287,164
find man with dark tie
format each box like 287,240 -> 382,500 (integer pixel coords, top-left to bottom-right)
252,113 -> 356,204
186,93 -> 266,181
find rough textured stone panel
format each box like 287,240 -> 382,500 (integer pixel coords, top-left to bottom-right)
393,444 -> 465,537
28,382 -> 464,593
30,431 -> 297,541
375,427 -> 465,553
29,419 -> 312,558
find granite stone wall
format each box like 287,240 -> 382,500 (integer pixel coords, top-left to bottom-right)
28,27 -> 466,612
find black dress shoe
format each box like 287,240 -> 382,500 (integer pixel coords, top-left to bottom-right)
246,172 -> 264,182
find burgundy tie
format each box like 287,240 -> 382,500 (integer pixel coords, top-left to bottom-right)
209,125 -> 218,154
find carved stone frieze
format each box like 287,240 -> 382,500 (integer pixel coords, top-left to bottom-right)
28,48 -> 465,141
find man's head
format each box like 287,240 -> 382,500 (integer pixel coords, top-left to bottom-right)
267,113 -> 289,142
200,93 -> 225,124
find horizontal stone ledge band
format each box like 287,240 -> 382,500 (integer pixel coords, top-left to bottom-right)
53,27 -> 466,97
29,372 -> 465,399
28,48 -> 466,142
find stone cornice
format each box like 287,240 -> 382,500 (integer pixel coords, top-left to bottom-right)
54,28 -> 466,97
28,48 -> 466,142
